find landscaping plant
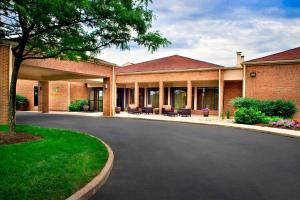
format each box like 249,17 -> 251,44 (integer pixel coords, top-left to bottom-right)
68,100 -> 88,112
232,97 -> 297,119
16,94 -> 28,110
234,107 -> 265,125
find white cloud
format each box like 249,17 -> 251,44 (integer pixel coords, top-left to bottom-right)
98,2 -> 300,67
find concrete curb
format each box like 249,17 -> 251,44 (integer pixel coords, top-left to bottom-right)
114,115 -> 300,139
66,137 -> 114,200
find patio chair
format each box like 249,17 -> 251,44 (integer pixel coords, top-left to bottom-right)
127,104 -> 137,114
180,106 -> 191,117
143,104 -> 153,114
162,105 -> 174,115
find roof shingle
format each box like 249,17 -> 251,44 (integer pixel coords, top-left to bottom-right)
116,55 -> 221,73
246,47 -> 300,63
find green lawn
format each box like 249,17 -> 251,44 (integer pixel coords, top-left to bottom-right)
0,125 -> 108,200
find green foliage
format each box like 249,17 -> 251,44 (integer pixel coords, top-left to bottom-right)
261,116 -> 283,124
0,0 -> 170,60
16,94 -> 28,109
234,107 -> 265,125
232,97 -> 297,118
68,100 -> 88,112
0,124 -> 108,200
232,97 -> 260,109
272,100 -> 297,118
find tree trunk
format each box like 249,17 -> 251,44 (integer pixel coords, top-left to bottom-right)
8,58 -> 22,135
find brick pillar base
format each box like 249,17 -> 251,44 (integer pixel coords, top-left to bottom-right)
38,81 -> 49,113
103,78 -> 113,116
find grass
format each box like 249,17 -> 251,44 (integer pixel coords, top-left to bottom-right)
0,125 -> 108,200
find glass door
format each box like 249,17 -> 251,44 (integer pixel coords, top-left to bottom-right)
89,88 -> 103,112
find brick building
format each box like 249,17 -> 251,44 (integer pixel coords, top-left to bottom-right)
1,42 -> 300,124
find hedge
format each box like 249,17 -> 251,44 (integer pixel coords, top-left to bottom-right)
232,97 -> 297,118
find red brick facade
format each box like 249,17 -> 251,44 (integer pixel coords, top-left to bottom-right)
245,64 -> 300,118
223,81 -> 243,116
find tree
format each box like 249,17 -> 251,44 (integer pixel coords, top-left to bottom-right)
0,0 -> 170,134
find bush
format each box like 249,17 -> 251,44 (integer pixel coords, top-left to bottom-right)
16,94 -> 29,110
232,97 -> 260,109
234,107 -> 265,125
232,97 -> 297,118
68,100 -> 88,112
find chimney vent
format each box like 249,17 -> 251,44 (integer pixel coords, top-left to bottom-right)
236,52 -> 243,67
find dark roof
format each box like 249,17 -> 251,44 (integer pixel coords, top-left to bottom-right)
246,47 -> 300,63
116,55 -> 222,73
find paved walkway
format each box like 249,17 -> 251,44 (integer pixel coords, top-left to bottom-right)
17,112 -> 300,200
115,112 -> 300,138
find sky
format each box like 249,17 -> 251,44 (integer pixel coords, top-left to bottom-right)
98,0 -> 300,67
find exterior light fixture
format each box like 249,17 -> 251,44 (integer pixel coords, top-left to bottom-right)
104,83 -> 108,89
250,72 -> 256,78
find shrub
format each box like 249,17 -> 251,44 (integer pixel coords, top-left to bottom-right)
273,100 -> 297,118
68,100 -> 88,112
232,97 -> 260,109
16,94 -> 29,110
234,107 -> 265,125
232,97 -> 297,118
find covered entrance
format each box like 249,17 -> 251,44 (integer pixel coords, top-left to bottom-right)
0,43 -> 114,124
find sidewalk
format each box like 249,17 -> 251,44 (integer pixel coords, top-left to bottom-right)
115,112 -> 300,139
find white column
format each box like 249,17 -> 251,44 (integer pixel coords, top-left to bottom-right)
168,87 -> 171,105
194,87 -> 197,110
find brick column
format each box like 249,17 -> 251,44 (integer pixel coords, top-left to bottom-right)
159,81 -> 164,114
187,80 -> 192,109
0,45 -> 10,124
103,77 -> 113,116
134,82 -> 139,107
38,81 -> 49,113
219,69 -> 224,117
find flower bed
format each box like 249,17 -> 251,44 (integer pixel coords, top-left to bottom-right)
268,119 -> 300,131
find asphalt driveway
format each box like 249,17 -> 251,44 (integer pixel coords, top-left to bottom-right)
17,112 -> 300,200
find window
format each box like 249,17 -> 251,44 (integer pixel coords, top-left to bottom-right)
197,88 -> 218,110
129,88 -> 134,104
171,87 -> 187,109
34,86 -> 39,106
148,88 -> 159,108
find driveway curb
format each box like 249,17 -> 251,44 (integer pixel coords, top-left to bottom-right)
114,115 -> 300,139
66,137 -> 114,200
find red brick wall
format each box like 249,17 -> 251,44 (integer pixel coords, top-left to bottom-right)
223,81 -> 243,116
0,45 -> 10,124
246,64 -> 300,119
70,82 -> 89,103
16,80 -> 38,111
49,81 -> 69,111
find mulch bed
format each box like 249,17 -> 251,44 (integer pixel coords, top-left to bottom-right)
256,124 -> 300,131
0,132 -> 42,145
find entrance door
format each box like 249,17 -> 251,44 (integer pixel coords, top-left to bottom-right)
89,88 -> 103,112
139,88 -> 145,108
117,88 -> 125,111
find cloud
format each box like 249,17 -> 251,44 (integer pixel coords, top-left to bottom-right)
98,0 -> 300,67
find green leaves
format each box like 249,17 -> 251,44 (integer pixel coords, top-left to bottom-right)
1,0 -> 170,61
